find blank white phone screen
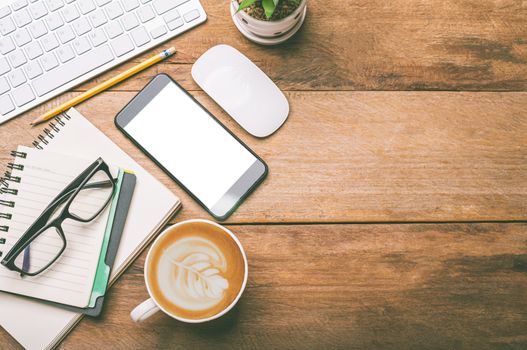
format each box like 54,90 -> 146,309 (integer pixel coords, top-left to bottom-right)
124,81 -> 257,208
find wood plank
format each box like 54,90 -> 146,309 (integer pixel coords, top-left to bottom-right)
1,91 -> 526,222
2,223 -> 524,349
41,0 -> 527,92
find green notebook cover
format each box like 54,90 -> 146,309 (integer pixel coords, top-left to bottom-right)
88,169 -> 125,308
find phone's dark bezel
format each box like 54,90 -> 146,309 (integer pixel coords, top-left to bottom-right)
114,73 -> 268,221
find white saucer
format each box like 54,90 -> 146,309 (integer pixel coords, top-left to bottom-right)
230,6 -> 307,46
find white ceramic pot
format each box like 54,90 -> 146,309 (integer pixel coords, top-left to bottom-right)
230,0 -> 307,45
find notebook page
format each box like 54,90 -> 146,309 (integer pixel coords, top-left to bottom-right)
0,146 -> 110,308
0,108 -> 180,350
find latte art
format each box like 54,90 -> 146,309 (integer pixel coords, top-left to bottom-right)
158,237 -> 229,311
147,221 -> 246,320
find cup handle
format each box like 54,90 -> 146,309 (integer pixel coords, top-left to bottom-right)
130,298 -> 160,322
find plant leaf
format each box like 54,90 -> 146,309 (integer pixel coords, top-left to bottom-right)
236,0 -> 257,12
262,0 -> 276,19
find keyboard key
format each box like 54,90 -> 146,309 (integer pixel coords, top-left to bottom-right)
12,0 -> 28,11
24,60 -> 43,78
167,17 -> 183,30
40,52 -> 59,70
13,8 -> 31,27
183,9 -> 199,22
138,5 -> 155,22
33,44 -> 114,96
105,21 -> 123,38
0,17 -> 16,35
0,6 -> 12,19
150,24 -> 167,39
28,20 -> 48,38
72,36 -> 91,55
29,2 -> 48,19
105,2 -> 123,19
41,33 -> 59,51
0,57 -> 11,75
46,0 -> 65,12
56,44 -> 75,62
72,17 -> 91,35
95,0 -> 112,5
12,84 -> 35,106
152,0 -> 188,15
163,8 -> 180,23
7,69 -> 26,87
62,5 -> 80,22
56,25 -> 75,43
0,37 -> 16,54
88,28 -> 107,47
0,95 -> 15,115
122,0 -> 140,12
46,12 -> 64,30
0,77 -> 10,95
13,28 -> 31,46
9,50 -> 27,68
130,26 -> 149,46
110,34 -> 134,56
78,0 -> 96,14
121,13 -> 139,31
89,9 -> 107,27
25,41 -> 43,59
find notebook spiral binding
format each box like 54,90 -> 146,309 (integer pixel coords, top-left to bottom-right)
31,113 -> 70,150
0,112 -> 71,256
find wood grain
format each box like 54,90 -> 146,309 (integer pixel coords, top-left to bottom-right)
1,91 -> 525,222
1,223 -> 524,349
0,0 -> 525,348
50,0 -> 527,92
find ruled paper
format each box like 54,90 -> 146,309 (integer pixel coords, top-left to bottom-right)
0,146 -> 110,308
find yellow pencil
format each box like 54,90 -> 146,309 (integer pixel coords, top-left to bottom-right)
31,47 -> 176,126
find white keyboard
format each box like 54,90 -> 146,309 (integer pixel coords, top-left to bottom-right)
0,0 -> 206,124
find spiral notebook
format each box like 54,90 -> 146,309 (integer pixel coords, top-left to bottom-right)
0,146 -> 115,308
0,108 -> 181,350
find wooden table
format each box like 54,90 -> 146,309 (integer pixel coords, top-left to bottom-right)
1,0 -> 526,348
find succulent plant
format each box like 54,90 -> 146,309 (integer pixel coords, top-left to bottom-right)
237,0 -> 281,19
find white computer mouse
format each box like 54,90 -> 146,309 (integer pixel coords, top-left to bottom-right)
191,45 -> 289,138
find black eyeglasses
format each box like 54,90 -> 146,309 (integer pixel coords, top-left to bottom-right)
1,158 -> 115,277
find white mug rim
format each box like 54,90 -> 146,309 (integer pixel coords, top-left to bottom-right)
142,219 -> 249,323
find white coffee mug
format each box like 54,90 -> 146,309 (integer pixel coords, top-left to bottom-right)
130,219 -> 248,323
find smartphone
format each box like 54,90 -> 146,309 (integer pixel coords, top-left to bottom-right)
114,74 -> 267,220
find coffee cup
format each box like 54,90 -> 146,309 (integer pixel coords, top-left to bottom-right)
130,219 -> 248,323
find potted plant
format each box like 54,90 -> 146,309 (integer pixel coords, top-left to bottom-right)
230,0 -> 307,45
